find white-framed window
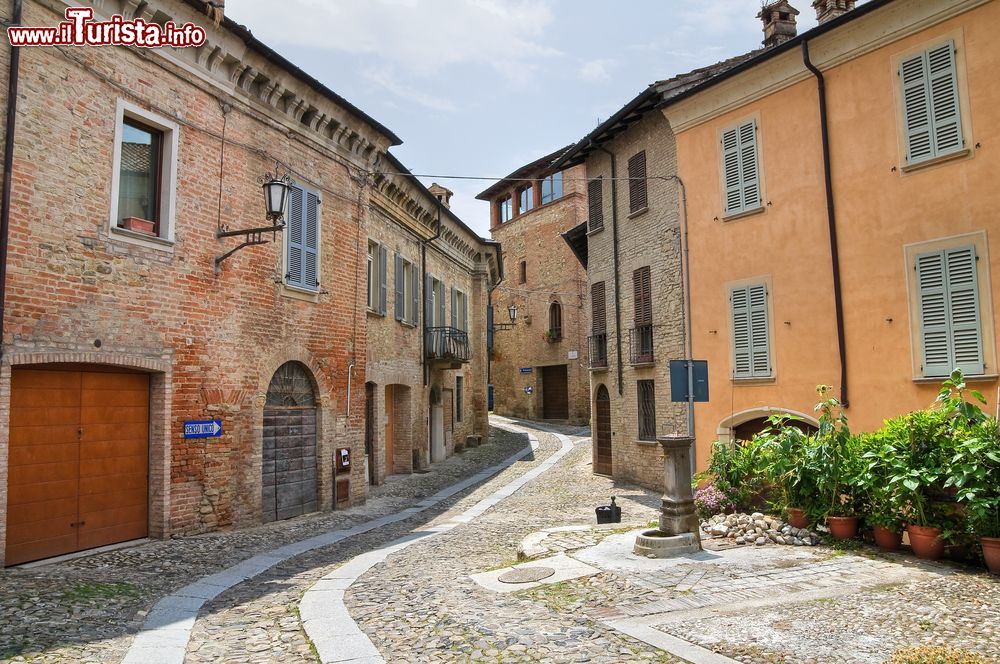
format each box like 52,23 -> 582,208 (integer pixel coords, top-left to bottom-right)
720,119 -> 762,216
498,196 -> 512,223
394,254 -> 419,325
451,288 -> 469,332
425,275 -> 446,327
730,282 -> 772,379
109,99 -> 179,248
367,240 -> 387,314
540,171 -> 563,205
283,183 -> 321,293
899,40 -> 965,167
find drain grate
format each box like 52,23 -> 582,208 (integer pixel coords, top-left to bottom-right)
498,566 -> 556,584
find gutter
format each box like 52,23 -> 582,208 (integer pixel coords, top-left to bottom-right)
802,40 -> 849,407
0,0 -> 22,362
593,142 -> 624,396
420,205 -> 443,387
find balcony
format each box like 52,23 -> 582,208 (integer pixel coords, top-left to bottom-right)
588,333 -> 608,370
426,326 -> 471,368
629,324 -> 654,365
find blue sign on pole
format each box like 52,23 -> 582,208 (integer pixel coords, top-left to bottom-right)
183,419 -> 223,439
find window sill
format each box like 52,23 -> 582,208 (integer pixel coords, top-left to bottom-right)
589,365 -> 609,373
627,206 -> 649,220
110,226 -> 174,252
636,439 -> 660,447
631,360 -> 655,368
281,284 -> 320,303
901,148 -> 970,173
367,308 -> 385,317
398,320 -> 418,328
722,206 -> 765,223
586,226 -> 605,237
731,376 -> 776,385
912,373 -> 997,384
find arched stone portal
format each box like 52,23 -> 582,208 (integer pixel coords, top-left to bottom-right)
262,361 -> 318,522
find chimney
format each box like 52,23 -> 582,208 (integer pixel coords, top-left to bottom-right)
757,1 -> 799,49
812,0 -> 855,24
428,183 -> 453,209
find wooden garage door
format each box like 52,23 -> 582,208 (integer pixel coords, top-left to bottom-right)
6,369 -> 148,566
541,365 -> 569,420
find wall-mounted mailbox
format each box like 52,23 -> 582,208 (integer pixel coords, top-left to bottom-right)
336,447 -> 350,471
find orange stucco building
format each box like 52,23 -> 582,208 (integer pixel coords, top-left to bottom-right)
662,0 -> 1000,464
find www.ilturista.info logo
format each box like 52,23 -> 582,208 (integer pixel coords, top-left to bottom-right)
7,7 -> 207,47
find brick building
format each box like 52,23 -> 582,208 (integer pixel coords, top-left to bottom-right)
0,0 -> 498,567
477,149 -> 589,425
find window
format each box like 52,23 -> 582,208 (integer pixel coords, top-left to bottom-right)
721,120 -> 761,216
518,185 -> 534,214
425,275 -> 446,326
730,283 -> 771,379
451,287 -> 469,331
394,254 -> 419,324
632,267 -> 653,364
628,150 -> 648,214
900,41 -> 964,166
637,380 -> 656,441
549,301 -> 562,340
109,99 -> 179,245
285,184 -> 321,292
367,241 -> 387,314
519,260 -> 527,285
456,376 -> 464,422
587,177 -> 604,232
498,196 -> 513,223
590,281 -> 608,368
915,245 -> 983,376
540,171 -> 563,205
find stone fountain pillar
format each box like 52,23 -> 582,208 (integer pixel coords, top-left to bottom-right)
633,433 -> 702,558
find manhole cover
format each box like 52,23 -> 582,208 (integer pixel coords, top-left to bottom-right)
498,566 -> 555,584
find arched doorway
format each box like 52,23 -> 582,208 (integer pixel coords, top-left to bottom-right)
733,416 -> 817,443
262,362 -> 318,523
594,385 -> 612,476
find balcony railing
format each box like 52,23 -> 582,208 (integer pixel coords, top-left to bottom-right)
425,326 -> 471,365
629,324 -> 654,365
588,333 -> 608,369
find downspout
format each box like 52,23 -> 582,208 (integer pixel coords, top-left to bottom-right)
485,240 -> 504,387
802,40 -> 849,407
0,0 -> 23,362
420,204 -> 442,386
593,142 -> 624,396
346,360 -> 355,416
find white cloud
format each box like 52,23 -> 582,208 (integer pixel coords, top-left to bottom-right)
362,67 -> 458,112
229,0 -> 562,81
577,59 -> 615,82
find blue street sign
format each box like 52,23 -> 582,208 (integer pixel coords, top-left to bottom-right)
183,419 -> 223,439
519,367 -> 533,374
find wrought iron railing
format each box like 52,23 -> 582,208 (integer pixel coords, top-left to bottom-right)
425,326 -> 471,363
588,333 -> 608,369
630,324 -> 654,365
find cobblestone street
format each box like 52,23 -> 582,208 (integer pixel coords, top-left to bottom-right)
1,418 -> 998,663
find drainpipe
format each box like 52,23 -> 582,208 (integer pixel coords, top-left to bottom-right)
485,240 -> 504,387
420,204 -> 442,386
802,40 -> 849,407
593,142 -> 624,396
346,360 -> 355,416
0,0 -> 23,362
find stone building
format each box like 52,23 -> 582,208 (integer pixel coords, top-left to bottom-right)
477,149 -> 590,425
0,0 -> 498,567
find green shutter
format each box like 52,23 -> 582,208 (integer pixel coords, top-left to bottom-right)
394,253 -> 404,321
917,251 -> 951,376
739,122 -> 760,211
722,127 -> 742,214
731,286 -> 751,378
902,41 -> 963,165
302,190 -> 319,290
286,186 -> 304,288
749,284 -> 770,377
917,246 -> 983,377
379,245 -> 388,314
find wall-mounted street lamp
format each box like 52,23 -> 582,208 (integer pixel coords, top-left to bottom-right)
214,165 -> 291,271
494,304 -> 518,332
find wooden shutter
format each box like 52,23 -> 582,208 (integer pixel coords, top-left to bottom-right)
462,292 -> 469,332
731,284 -> 770,378
722,122 -> 760,214
628,151 -> 647,213
450,287 -> 457,328
739,122 -> 760,211
437,281 -> 445,327
731,286 -> 751,377
286,186 -> 304,287
633,267 -> 651,326
394,254 -> 404,321
588,178 -> 604,231
425,274 -> 434,325
721,127 -> 743,214
302,190 -> 319,290
378,245 -> 388,314
409,263 -> 419,325
591,282 -> 606,334
917,247 -> 983,377
901,41 -> 963,164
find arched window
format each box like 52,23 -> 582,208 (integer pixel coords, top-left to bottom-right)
548,301 -> 562,340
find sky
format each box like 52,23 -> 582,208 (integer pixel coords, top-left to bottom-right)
227,1 -> 827,237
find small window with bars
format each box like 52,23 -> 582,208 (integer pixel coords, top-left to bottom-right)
637,380 -> 656,441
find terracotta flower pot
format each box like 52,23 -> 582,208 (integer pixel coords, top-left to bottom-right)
121,216 -> 156,235
873,525 -> 902,552
827,515 -> 859,540
982,536 -> 1000,575
786,507 -> 808,529
907,524 -> 945,560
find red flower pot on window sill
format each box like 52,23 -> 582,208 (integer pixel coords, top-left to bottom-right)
121,216 -> 155,235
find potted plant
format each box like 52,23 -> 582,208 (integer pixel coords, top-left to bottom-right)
946,409 -> 1000,574
758,414 -> 816,529
859,433 -> 906,551
121,216 -> 156,235
810,386 -> 861,540
543,329 -> 561,343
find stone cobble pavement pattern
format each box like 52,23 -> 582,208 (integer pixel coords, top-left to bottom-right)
0,427 -> 534,664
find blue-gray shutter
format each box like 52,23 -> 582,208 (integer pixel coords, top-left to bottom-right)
748,284 -> 770,377
437,281 -> 445,327
901,41 -> 963,165
425,274 -> 434,326
917,246 -> 983,377
286,186 -> 304,287
722,127 -> 742,214
394,253 -> 404,321
722,122 -> 760,215
302,190 -> 319,290
450,287 -> 457,329
731,286 -> 752,378
462,292 -> 469,332
409,263 -> 418,325
378,245 -> 388,314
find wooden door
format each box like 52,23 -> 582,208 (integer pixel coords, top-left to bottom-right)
364,382 -> 376,485
384,385 -> 395,475
594,385 -> 612,476
262,362 -> 318,523
541,365 -> 569,420
5,369 -> 149,566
